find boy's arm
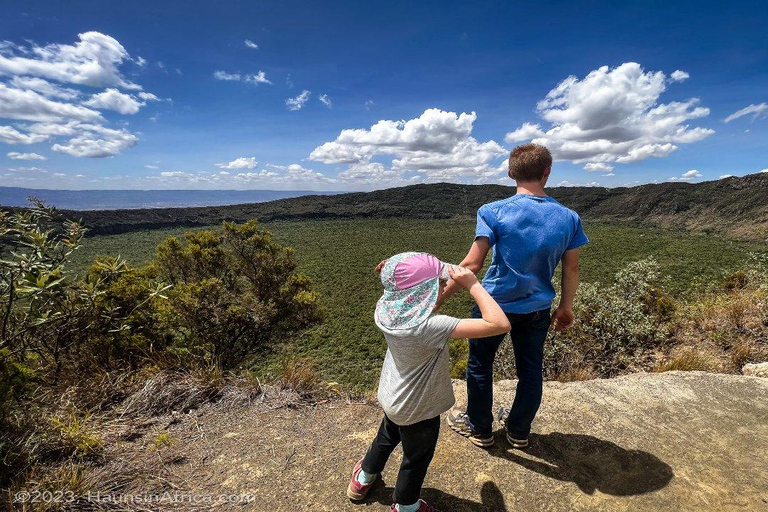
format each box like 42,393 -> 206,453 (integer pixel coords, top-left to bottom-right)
436,237 -> 491,309
551,248 -> 579,331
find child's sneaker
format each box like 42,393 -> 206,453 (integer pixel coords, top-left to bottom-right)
446,408 -> 494,448
346,459 -> 377,500
497,407 -> 529,448
390,499 -> 443,512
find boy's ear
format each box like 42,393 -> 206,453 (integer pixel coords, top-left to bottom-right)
542,165 -> 552,182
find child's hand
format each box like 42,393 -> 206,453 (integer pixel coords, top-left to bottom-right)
448,265 -> 478,288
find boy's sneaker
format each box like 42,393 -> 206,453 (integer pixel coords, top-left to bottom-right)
446,408 -> 494,448
346,459 -> 377,501
505,431 -> 529,449
390,499 -> 443,512
497,407 -> 529,449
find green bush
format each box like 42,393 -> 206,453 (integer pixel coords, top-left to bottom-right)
154,220 -> 323,369
543,258 -> 673,378
722,270 -> 750,291
449,338 -> 469,379
1,205 -> 322,485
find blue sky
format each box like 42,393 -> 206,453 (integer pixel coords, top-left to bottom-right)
1,0 -> 767,191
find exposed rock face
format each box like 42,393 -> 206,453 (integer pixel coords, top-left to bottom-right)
86,371 -> 768,511
743,362 -> 768,377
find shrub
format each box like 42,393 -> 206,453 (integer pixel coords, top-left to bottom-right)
1,208 -> 322,486
1,201 -> 84,408
542,258 -> 673,378
722,270 -> 749,291
449,338 -> 469,379
0,202 -> 170,398
154,220 -> 323,369
82,257 -> 172,370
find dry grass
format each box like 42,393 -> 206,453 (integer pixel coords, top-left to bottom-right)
119,367 -> 225,418
4,364 -> 327,511
653,349 -> 722,373
553,365 -> 600,382
276,357 -> 322,395
672,273 -> 768,372
730,343 -> 757,368
6,459 -> 158,512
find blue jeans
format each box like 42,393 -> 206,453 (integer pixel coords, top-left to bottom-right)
466,305 -> 551,438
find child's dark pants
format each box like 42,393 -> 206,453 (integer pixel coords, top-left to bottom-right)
361,414 -> 440,505
466,305 -> 551,438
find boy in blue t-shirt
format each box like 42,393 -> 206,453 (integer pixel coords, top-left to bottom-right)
439,143 -> 588,449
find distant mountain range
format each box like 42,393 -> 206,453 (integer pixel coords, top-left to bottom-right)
6,173 -> 768,239
0,187 -> 338,210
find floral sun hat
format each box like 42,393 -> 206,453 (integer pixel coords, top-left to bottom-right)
375,252 -> 454,330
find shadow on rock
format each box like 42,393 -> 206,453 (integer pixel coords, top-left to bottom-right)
366,481 -> 508,512
489,432 -> 674,496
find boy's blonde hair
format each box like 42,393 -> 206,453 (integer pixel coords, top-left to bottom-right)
508,144 -> 553,182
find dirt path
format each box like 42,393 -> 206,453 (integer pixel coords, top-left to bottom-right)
82,371 -> 768,511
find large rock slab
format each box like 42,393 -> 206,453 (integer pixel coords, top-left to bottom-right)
743,362 -> 768,377
90,371 -> 768,511
446,371 -> 768,511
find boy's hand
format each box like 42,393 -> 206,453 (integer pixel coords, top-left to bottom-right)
448,265 -> 478,289
551,306 -> 574,331
375,259 -> 388,274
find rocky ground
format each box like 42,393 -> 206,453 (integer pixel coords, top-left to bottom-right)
72,371 -> 768,511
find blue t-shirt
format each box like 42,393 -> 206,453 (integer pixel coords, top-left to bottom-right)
475,194 -> 588,314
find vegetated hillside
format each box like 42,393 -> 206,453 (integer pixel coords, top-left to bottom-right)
22,172 -> 768,238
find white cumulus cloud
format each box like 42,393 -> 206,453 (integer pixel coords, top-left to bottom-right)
0,33 -> 156,159
668,169 -> 702,182
9,76 -> 80,100
215,156 -> 258,170
262,164 -> 337,184
244,40 -> 259,50
286,90 -> 311,111
245,71 -> 271,85
147,163 -> 337,189
311,108 -> 507,186
51,124 -> 138,158
0,31 -> 140,90
319,94 -> 332,108
556,180 -> 601,187
213,70 -> 241,81
0,83 -> 101,122
583,162 -> 614,172
7,151 -> 46,160
669,70 -> 689,82
84,88 -> 145,114
505,63 -> 714,171
0,125 -> 49,144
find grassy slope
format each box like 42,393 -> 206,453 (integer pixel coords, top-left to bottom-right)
70,218 -> 768,390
